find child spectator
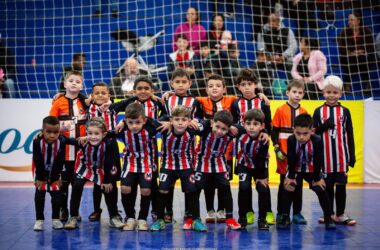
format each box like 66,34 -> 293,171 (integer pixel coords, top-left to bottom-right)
168,34 -> 195,78
250,49 -> 274,98
276,114 -> 336,230
193,41 -> 216,97
313,75 -> 356,225
271,79 -> 308,225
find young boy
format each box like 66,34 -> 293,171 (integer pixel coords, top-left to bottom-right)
271,79 -> 308,225
32,116 -> 78,231
313,75 -> 356,225
236,109 -> 270,230
193,41 -> 215,97
276,114 -> 336,230
193,110 -> 241,230
150,106 -> 207,232
49,70 -> 88,221
168,34 -> 195,78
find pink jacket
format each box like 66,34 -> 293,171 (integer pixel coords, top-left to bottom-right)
291,50 -> 327,90
173,23 -> 206,52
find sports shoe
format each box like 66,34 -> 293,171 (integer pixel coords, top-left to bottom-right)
183,218 -> 193,230
52,219 -> 63,230
88,210 -> 102,222
318,215 -> 325,224
123,218 -> 137,231
137,219 -> 149,231
205,210 -> 216,223
238,217 -> 247,229
192,218 -> 207,232
325,219 -> 336,230
293,213 -> 307,225
110,217 -> 124,229
276,214 -> 291,229
258,218 -> 270,230
60,209 -> 69,222
266,211 -> 275,225
164,211 -> 173,223
216,210 -> 226,223
333,214 -> 357,226
246,211 -> 255,225
150,219 -> 165,231
64,217 -> 78,230
33,220 -> 44,231
226,218 -> 241,230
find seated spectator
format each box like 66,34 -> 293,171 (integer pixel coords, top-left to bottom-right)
110,57 -> 147,98
59,53 -> 86,91
168,34 -> 195,78
173,7 -> 206,53
257,13 -> 298,74
193,41 -> 216,96
291,37 -> 327,100
218,30 -> 235,52
207,14 -> 226,54
251,49 -> 274,98
0,35 -> 16,98
338,11 -> 375,95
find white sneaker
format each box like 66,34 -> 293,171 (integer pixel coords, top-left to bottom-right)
110,217 -> 124,228
123,218 -> 137,231
216,210 -> 226,223
64,217 -> 78,230
34,220 -> 44,231
205,210 -> 216,223
334,214 -> 357,226
52,219 -> 64,230
137,219 -> 148,231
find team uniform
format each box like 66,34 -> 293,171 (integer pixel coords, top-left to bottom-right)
313,103 -> 356,224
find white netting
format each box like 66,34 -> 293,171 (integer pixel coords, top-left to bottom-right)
0,0 -> 379,99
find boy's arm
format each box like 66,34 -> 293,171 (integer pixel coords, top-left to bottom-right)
252,143 -> 269,176
193,99 -> 204,119
157,100 -> 168,118
262,103 -> 272,135
286,136 -> 297,179
313,107 -> 334,135
109,97 -> 135,113
346,109 -> 356,168
230,100 -> 240,124
32,139 -> 45,181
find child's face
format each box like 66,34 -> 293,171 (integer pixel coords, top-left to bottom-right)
135,81 -> 153,101
213,16 -> 224,30
206,79 -> 226,100
170,76 -> 192,96
211,120 -> 230,138
294,126 -> 313,144
229,50 -> 240,59
42,124 -> 60,143
323,85 -> 342,106
87,126 -> 106,146
286,87 -> 304,106
243,119 -> 264,138
92,86 -> 110,105
200,46 -> 210,58
176,38 -> 189,51
171,116 -> 191,134
237,80 -> 257,99
221,31 -> 232,42
64,74 -> 83,94
125,116 -> 146,134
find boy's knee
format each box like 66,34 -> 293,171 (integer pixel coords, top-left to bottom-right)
121,186 -> 131,194
256,182 -> 269,193
140,188 -> 151,196
159,189 -> 169,194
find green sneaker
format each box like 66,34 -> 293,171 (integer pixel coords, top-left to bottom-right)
266,211 -> 275,225
246,211 -> 255,225
150,219 -> 165,231
192,218 -> 208,232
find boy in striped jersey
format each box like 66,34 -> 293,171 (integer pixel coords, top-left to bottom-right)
236,109 -> 270,230
150,106 -> 207,232
313,76 -> 356,225
276,114 -> 335,230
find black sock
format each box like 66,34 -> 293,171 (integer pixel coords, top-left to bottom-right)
335,184 -> 346,216
238,189 -> 250,219
316,190 -> 333,222
138,195 -> 151,220
121,193 -> 135,219
165,186 -> 174,213
186,192 -> 199,219
93,184 -> 102,212
327,184 -> 335,214
156,192 -> 168,220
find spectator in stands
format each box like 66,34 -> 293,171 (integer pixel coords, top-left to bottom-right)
251,48 -> 275,98
92,0 -> 118,18
173,7 -> 207,53
338,11 -> 375,95
59,53 -> 86,91
207,14 -> 226,54
168,34 -> 195,78
193,41 -> 216,96
246,0 -> 276,40
376,33 -> 380,68
257,13 -> 298,74
0,34 -> 16,98
291,37 -> 327,100
110,57 -> 147,98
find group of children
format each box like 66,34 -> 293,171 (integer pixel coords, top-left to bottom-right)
32,66 -> 356,232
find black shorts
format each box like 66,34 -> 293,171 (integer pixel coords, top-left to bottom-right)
325,172 -> 348,186
121,172 -> 152,189
295,172 -> 321,189
194,171 -> 230,190
62,161 -> 75,182
238,167 -> 267,191
158,168 -> 197,193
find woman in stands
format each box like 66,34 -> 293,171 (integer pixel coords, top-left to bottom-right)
207,14 -> 226,54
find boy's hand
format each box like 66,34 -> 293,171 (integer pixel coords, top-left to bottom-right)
115,120 -> 125,133
321,117 -> 335,131
229,126 -> 239,137
259,133 -> 270,145
274,145 -> 287,161
101,183 -> 113,193
52,92 -> 64,104
33,131 -> 43,140
151,95 -> 160,102
85,95 -> 92,106
53,179 -> 62,188
77,136 -> 88,146
284,178 -> 296,192
60,121 -> 73,132
256,178 -> 269,188
257,93 -> 270,106
98,100 -> 112,113
34,180 -> 44,189
161,91 -> 175,102
189,119 -> 200,130
312,179 -> 326,190
158,121 -> 172,133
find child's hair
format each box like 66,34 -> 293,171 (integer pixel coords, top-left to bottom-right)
73,53 -> 86,61
88,117 -> 107,132
133,76 -> 154,90
302,37 -> 319,51
42,116 -> 59,127
64,70 -> 83,81
244,109 -> 265,124
171,105 -> 191,118
214,110 -> 233,127
323,75 -> 343,90
228,43 -> 238,53
236,68 -> 258,84
125,103 -> 145,119
206,74 -> 225,87
294,114 -> 313,129
92,82 -> 109,92
287,79 -> 305,91
171,68 -> 191,81
199,41 -> 210,49
175,33 -> 188,42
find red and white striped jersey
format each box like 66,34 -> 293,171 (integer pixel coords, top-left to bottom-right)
165,95 -> 201,118
110,97 -> 167,120
160,129 -> 196,170
295,139 -> 314,173
313,103 -> 355,173
236,132 -> 269,169
88,103 -> 117,131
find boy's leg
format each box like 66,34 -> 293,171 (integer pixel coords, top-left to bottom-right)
277,174 -> 286,215
121,174 -> 138,219
237,168 -> 252,226
60,161 -> 75,217
137,172 -> 152,221
92,183 -> 103,213
102,183 -> 119,218
35,189 -> 46,221
69,178 -> 86,217
293,175 -> 303,216
164,186 -> 175,221
325,174 -> 335,215
150,175 -> 159,216
50,191 -> 62,220
254,172 -> 270,230
204,181 -> 215,212
335,184 -> 346,216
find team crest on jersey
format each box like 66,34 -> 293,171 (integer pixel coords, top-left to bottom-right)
189,174 -> 196,183
224,171 -> 229,180
111,166 -> 117,175
144,172 -> 152,181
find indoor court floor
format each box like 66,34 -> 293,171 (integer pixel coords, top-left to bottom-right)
1,184 -> 379,249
